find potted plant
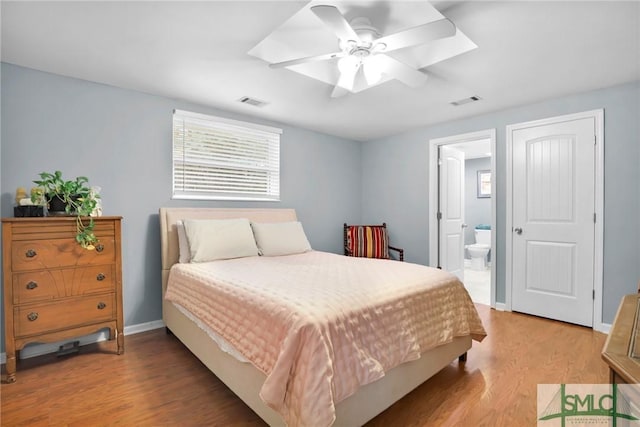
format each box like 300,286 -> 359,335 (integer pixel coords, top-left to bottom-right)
31,171 -> 101,250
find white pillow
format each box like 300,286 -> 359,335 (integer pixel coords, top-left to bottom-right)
183,218 -> 259,262
176,220 -> 190,263
251,221 -> 312,256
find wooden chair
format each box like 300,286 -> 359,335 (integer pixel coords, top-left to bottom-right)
343,223 -> 404,261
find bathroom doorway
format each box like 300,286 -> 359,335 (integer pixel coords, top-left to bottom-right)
428,129 -> 496,307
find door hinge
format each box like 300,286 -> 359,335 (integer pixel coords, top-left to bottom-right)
593,289 -> 595,300
437,212 -> 442,220
593,135 -> 597,145
593,213 -> 596,223
438,158 -> 443,166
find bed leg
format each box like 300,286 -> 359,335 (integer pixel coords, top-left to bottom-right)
458,352 -> 467,363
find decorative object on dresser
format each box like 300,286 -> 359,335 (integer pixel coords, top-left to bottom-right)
30,171 -> 101,249
2,216 -> 124,383
13,187 -> 44,217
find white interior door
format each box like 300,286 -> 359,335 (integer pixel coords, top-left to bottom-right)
511,117 -> 595,326
439,146 -> 465,280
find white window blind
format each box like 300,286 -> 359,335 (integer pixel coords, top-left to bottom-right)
172,109 -> 281,201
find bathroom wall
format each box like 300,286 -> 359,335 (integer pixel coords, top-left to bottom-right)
464,157 -> 492,250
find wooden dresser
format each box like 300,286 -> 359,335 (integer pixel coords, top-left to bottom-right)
602,292 -> 640,384
2,216 -> 124,383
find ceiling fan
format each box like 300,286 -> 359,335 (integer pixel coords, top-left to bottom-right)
269,5 -> 457,97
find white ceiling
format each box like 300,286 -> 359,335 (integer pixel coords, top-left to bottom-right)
2,1 -> 639,141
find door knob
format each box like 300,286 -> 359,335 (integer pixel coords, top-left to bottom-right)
514,227 -> 523,235
462,223 -> 468,229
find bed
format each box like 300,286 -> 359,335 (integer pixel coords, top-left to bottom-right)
159,207 -> 485,426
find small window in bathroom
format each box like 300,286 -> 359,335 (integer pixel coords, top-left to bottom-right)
477,170 -> 491,198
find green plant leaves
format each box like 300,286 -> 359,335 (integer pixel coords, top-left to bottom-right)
32,170 -> 100,250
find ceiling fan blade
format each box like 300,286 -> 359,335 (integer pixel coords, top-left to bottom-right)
375,18 -> 456,52
311,5 -> 360,42
331,85 -> 350,98
331,62 -> 360,97
376,54 -> 428,87
269,51 -> 345,69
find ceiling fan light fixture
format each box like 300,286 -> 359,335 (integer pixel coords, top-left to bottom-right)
261,4 -> 472,97
338,55 -> 360,74
372,42 -> 387,53
364,55 -> 384,85
339,39 -> 357,51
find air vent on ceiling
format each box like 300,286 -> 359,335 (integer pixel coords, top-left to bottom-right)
450,96 -> 482,107
238,96 -> 268,107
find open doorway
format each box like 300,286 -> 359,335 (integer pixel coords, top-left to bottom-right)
428,129 -> 496,307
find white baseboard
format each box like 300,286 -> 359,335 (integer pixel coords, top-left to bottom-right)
123,319 -> 165,335
595,322 -> 611,334
0,319 -> 165,364
488,304 -> 610,334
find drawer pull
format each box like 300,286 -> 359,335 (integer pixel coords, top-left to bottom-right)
97,302 -> 107,310
27,312 -> 38,321
96,273 -> 106,281
95,244 -> 105,253
26,281 -> 38,290
25,249 -> 37,258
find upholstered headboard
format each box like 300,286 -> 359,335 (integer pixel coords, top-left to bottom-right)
159,207 -> 298,296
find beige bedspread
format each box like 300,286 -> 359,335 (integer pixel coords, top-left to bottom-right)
165,251 -> 486,427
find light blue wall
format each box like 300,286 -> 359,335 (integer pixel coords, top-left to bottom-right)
362,81 -> 640,324
464,157 -> 492,248
0,63 -> 362,350
1,62 -> 638,352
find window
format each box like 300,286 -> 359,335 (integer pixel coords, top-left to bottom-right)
172,109 -> 281,201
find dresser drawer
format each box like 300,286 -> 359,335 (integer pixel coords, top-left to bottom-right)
13,265 -> 116,304
14,294 -> 116,337
12,238 -> 115,271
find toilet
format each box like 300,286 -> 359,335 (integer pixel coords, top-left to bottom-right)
466,226 -> 491,270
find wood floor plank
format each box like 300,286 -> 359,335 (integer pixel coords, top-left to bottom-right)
1,305 -> 608,426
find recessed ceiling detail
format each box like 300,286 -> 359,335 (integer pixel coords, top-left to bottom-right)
248,1 -> 477,97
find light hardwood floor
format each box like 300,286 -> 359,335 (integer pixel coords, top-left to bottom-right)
1,304 -> 608,426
